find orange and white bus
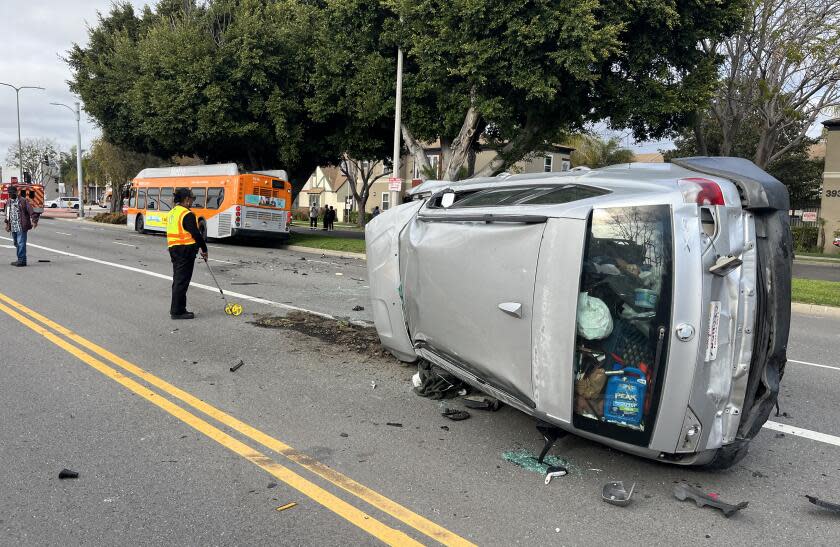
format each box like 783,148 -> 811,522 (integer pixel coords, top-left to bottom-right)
126,164 -> 292,241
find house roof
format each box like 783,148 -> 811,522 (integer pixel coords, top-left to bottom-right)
823,118 -> 840,129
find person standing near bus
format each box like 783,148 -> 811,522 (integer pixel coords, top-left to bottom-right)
3,185 -> 39,267
167,188 -> 208,319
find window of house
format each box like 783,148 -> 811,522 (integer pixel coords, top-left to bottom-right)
544,155 -> 553,172
361,160 -> 371,173
561,160 -> 571,172
309,194 -> 319,208
381,192 -> 390,211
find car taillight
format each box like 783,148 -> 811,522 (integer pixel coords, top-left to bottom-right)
236,206 -> 241,212
678,177 -> 725,206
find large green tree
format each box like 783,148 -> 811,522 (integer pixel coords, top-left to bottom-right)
394,0 -> 747,179
68,0 -> 748,188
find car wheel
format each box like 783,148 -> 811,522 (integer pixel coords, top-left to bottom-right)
135,215 -> 145,234
50,204 -> 57,208
73,204 -> 79,209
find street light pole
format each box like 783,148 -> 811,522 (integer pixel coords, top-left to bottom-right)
51,101 -> 85,218
0,82 -> 45,181
391,42 -> 404,209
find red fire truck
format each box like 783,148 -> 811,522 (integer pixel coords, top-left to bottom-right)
1,178 -> 45,213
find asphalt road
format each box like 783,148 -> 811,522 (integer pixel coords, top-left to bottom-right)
1,218 -> 839,545
793,260 -> 840,282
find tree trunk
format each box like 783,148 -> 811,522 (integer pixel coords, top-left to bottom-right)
473,116 -> 540,178
401,124 -> 431,180
693,112 -> 708,156
357,194 -> 368,228
442,106 -> 481,181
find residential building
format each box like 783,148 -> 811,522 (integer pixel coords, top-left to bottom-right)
821,118 -> 840,254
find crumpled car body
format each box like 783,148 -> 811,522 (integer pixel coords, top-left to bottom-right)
366,158 -> 791,468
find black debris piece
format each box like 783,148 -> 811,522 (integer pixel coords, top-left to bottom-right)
58,469 -> 79,479
440,426 -> 450,431
267,482 -> 278,489
673,483 -> 748,517
386,422 -> 403,427
230,360 -> 245,372
602,481 -> 635,506
806,495 -> 840,513
340,433 -> 349,438
441,409 -> 470,421
463,395 -> 502,411
413,360 -> 466,400
38,260 -> 50,263
352,305 -> 365,311
299,257 -> 306,261
75,273 -> 82,276
231,282 -> 258,286
536,420 -> 568,464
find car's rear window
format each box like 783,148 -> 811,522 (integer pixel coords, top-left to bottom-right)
448,184 -> 609,208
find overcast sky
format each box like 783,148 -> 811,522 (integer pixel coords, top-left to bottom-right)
0,1 -> 148,179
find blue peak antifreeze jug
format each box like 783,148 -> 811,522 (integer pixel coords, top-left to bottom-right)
603,367 -> 647,428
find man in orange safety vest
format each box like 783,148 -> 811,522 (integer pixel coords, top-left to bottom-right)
167,187 -> 208,319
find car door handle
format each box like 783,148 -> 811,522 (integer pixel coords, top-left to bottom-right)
498,302 -> 523,318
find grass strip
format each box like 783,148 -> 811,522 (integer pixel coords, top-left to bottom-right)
792,278 -> 840,308
287,233 -> 366,254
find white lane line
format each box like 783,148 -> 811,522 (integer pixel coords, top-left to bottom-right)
208,258 -> 236,265
113,242 -> 136,247
1,236 -> 334,319
0,244 -> 13,249
763,421 -> 840,447
55,232 -> 72,236
789,359 -> 840,371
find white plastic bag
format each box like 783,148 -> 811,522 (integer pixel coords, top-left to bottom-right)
576,292 -> 614,340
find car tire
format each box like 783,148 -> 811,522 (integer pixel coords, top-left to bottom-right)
135,215 -> 145,234
50,204 -> 57,208
73,204 -> 79,209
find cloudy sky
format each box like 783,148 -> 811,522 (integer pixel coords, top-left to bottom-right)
0,1 -> 148,179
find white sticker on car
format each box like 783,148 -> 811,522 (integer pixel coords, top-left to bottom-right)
705,301 -> 721,362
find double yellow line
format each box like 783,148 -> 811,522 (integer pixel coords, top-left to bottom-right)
0,292 -> 474,547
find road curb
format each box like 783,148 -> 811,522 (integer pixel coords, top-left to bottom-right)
794,255 -> 840,263
284,245 -> 366,260
792,301 -> 840,318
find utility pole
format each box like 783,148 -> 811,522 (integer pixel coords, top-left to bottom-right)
390,40 -> 404,209
0,82 -> 45,180
51,101 -> 85,218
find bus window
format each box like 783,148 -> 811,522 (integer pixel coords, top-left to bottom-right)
129,189 -> 137,208
146,188 -> 159,210
137,189 -> 146,209
207,187 -> 224,209
192,187 -> 206,209
160,187 -> 173,211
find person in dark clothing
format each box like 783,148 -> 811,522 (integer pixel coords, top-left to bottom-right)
322,205 -> 330,230
3,185 -> 39,266
167,188 -> 208,319
328,205 -> 336,230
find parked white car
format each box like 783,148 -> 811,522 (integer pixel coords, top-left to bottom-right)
45,197 -> 80,209
367,157 -> 792,468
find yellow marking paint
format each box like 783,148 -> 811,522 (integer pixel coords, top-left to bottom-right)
0,292 -> 475,547
0,299 -> 423,547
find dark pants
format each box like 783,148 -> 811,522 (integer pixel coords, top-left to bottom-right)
12,230 -> 27,264
169,244 -> 198,315
309,216 -> 317,227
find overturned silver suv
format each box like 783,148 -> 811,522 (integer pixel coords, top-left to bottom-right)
366,158 -> 791,468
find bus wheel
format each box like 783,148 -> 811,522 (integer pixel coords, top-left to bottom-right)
135,215 -> 145,234
198,219 -> 207,241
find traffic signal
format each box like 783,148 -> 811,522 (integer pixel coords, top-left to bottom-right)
23,172 -> 31,183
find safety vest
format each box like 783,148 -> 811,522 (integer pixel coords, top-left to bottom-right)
167,205 -> 196,248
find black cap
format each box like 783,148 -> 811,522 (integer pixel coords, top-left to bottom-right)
174,187 -> 195,203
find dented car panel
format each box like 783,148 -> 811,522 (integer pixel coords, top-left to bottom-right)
366,158 -> 791,468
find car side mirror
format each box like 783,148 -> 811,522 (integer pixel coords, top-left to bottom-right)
441,191 -> 456,208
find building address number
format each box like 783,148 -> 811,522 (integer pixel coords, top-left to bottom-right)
826,189 -> 840,198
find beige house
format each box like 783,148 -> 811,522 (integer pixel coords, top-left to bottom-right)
299,145 -> 575,215
821,118 -> 840,254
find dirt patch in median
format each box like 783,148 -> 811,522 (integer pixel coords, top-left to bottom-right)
252,311 -> 389,358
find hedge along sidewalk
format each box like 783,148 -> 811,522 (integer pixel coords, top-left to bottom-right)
792,278 -> 840,309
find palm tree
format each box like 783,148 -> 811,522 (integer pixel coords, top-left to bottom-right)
569,135 -> 634,168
